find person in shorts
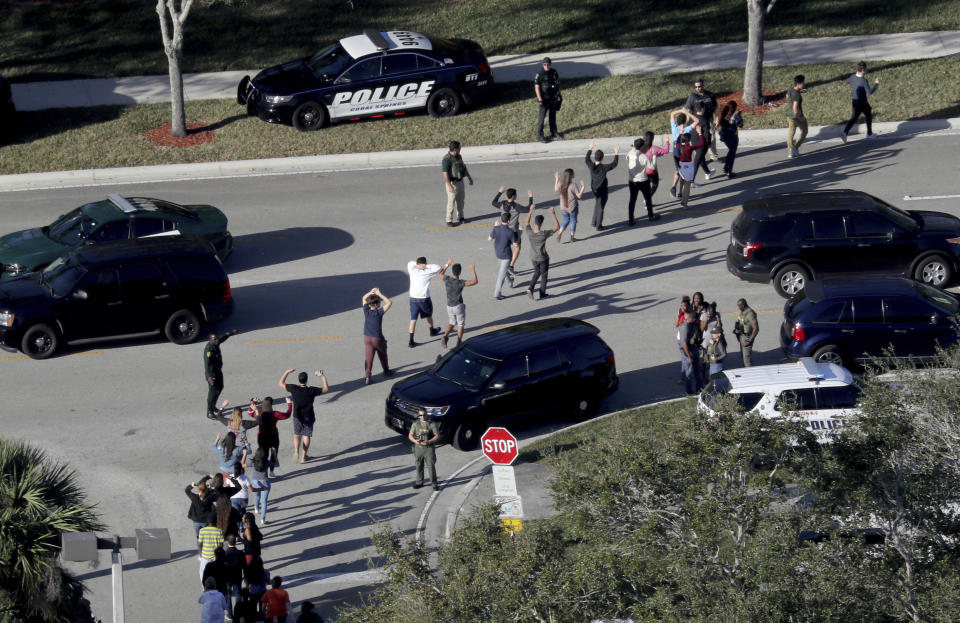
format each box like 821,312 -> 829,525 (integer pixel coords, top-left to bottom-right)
277,368 -> 328,463
407,256 -> 452,348
439,261 -> 479,349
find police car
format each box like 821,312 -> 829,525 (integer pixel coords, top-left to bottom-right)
237,30 -> 494,131
697,358 -> 862,443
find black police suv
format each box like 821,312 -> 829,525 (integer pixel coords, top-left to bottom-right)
0,236 -> 233,359
385,318 -> 618,451
238,29 -> 494,131
727,190 -> 960,298
780,276 -> 960,369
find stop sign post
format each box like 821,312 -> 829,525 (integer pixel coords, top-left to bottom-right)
481,427 -> 518,465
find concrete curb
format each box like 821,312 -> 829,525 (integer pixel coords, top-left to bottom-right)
2,118 -> 959,193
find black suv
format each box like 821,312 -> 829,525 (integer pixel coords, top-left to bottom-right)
0,236 -> 233,359
384,318 -> 618,450
727,190 -> 960,298
780,276 -> 960,368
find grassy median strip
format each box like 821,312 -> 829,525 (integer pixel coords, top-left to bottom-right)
2,57 -> 958,176
2,0 -> 958,80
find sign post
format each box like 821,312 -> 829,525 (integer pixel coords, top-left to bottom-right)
481,427 -> 523,532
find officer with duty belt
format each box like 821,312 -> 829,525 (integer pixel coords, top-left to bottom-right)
408,408 -> 440,490
534,57 -> 563,143
204,329 -> 239,419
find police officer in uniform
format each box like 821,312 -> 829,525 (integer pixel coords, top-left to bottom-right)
408,409 -> 440,490
534,57 -> 562,143
735,298 -> 759,367
204,329 -> 240,419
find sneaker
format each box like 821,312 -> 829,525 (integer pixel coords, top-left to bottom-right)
260,516 -> 267,526
459,217 -> 466,224
432,483 -> 439,491
383,368 -> 396,377
538,135 -> 548,143
206,411 -> 217,420
364,376 -> 371,386
552,132 -> 564,139
495,294 -> 505,300
507,266 -> 516,277
704,168 -> 716,179
787,150 -> 796,159
441,335 -> 448,349
413,482 -> 423,489
596,224 -> 605,231
268,470 -> 276,478
669,186 -> 677,198
508,275 -> 515,287
539,293 -> 551,299
446,221 -> 457,227
527,290 -> 534,301
691,182 -> 700,188
727,171 -> 737,178
408,341 -> 416,348
792,147 -> 800,158
429,327 -> 442,337
865,133 -> 877,139
841,130 -> 848,144
648,214 -> 660,222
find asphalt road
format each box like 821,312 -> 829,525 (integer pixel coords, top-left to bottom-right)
1,128 -> 958,622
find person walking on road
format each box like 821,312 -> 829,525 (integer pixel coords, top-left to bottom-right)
250,396 -> 290,476
717,102 -> 743,176
440,261 -> 479,349
491,186 -> 533,275
197,516 -> 223,579
261,576 -> 290,623
642,130 -> 670,202
678,311 -> 703,395
524,204 -> 560,300
626,137 -> 659,224
684,78 -> 719,163
786,75 -> 807,158
204,329 -> 240,420
409,408 -> 441,490
199,576 -> 229,623
361,287 -> 394,385
534,57 -> 562,143
676,130 -> 705,207
668,110 -> 696,197
489,214 -> 519,299
554,168 -> 584,241
279,368 -> 329,463
735,298 -> 759,367
841,61 -> 880,142
585,140 -> 619,231
442,140 -> 473,226
407,256 -> 450,347
186,480 -> 215,541
212,431 -> 248,478
247,447 -> 273,526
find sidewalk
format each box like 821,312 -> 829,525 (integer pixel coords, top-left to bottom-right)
10,30 -> 960,111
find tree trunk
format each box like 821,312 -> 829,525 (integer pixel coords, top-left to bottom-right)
743,0 -> 766,108
166,49 -> 186,138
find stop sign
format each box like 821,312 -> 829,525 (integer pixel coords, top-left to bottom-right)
480,427 -> 518,465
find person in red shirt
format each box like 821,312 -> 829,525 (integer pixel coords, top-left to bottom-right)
249,397 -> 292,476
261,576 -> 290,623
676,127 -> 705,207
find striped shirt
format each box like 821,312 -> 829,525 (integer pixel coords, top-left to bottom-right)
198,526 -> 223,561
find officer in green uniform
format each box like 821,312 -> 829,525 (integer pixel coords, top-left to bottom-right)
204,329 -> 239,419
735,298 -> 759,367
408,409 -> 440,490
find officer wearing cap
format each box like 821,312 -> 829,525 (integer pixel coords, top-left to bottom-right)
204,329 -> 239,419
534,57 -> 562,143
408,409 -> 440,490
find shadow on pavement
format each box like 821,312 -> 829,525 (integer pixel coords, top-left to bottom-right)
228,227 -> 354,272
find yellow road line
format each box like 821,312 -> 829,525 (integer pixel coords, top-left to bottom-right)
0,355 -> 27,361
245,336 -> 342,345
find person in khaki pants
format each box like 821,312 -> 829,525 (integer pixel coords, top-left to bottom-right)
442,140 -> 473,226
409,409 -> 440,491
786,75 -> 807,159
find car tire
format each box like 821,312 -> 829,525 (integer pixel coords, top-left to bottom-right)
236,76 -> 251,105
21,324 -> 59,360
292,101 -> 328,131
164,309 -> 201,345
571,390 -> 600,422
812,345 -> 845,367
774,264 -> 810,298
427,87 -> 462,118
914,254 -> 953,288
452,417 -> 484,451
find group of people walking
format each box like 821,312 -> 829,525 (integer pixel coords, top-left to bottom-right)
675,293 -> 759,394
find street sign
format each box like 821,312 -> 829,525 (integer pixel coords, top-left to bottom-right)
492,465 -> 518,496
495,495 -> 524,518
480,427 -> 518,465
501,518 -> 523,533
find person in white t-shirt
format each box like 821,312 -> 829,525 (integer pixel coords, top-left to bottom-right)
228,464 -> 253,522
407,256 -> 453,348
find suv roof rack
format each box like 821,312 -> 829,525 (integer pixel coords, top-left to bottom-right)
363,29 -> 391,51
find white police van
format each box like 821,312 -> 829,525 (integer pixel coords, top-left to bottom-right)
697,358 -> 861,443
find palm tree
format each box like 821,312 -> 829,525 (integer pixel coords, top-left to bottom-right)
0,437 -> 103,622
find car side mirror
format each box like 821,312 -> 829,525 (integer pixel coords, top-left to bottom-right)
72,289 -> 88,300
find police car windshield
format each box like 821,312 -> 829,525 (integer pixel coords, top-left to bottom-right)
432,347 -> 500,389
307,43 -> 354,81
48,207 -> 97,244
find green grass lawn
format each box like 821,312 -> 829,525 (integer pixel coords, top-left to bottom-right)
1,0 -> 958,80
2,57 -> 957,176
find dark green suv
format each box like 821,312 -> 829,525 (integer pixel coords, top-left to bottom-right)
0,194 -> 232,279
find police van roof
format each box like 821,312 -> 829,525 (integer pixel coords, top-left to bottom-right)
720,358 -> 853,391
340,31 -> 433,59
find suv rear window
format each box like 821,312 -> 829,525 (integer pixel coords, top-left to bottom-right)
748,216 -> 792,241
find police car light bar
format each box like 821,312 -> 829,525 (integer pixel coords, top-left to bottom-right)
107,194 -> 139,214
363,29 -> 391,51
798,357 -> 825,380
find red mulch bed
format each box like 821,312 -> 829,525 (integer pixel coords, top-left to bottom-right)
144,122 -> 218,147
717,89 -> 785,116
